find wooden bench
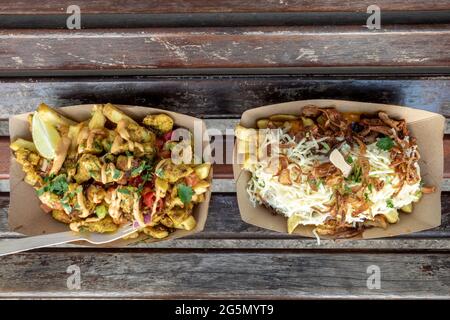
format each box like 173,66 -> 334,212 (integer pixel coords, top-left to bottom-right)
0,1 -> 449,299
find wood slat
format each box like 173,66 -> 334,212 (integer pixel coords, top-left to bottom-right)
1,26 -> 449,71
1,0 -> 450,14
0,250 -> 448,298
0,76 -> 449,118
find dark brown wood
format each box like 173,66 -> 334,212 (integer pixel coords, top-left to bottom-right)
0,250 -> 448,298
1,0 -> 449,14
1,26 -> 449,71
0,76 -> 449,119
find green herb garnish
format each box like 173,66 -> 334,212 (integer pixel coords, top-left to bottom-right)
155,168 -> 165,178
125,151 -> 133,157
316,178 -> 323,187
346,155 -> 353,164
386,199 -> 394,208
320,142 -> 330,152
47,174 -> 69,196
113,168 -> 122,179
346,165 -> 362,184
368,183 -> 373,192
177,183 -> 194,204
131,161 -> 151,177
118,188 -> 130,195
36,187 -> 46,196
376,137 -> 394,151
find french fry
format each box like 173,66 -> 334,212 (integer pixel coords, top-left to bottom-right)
37,103 -> 76,128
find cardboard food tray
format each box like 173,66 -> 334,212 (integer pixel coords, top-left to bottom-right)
9,104 -> 212,246
233,99 -> 445,239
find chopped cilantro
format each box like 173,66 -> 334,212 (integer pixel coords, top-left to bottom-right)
364,193 -> 370,201
368,183 -> 373,192
155,168 -> 165,178
131,161 -> 151,177
36,187 -> 46,196
376,137 -> 394,151
386,199 -> 394,208
177,183 -> 194,204
316,179 -> 323,187
346,165 -> 362,184
142,172 -> 151,182
320,142 -> 330,152
47,174 -> 69,196
43,174 -> 55,184
113,168 -> 122,179
346,155 -> 353,164
118,188 -> 130,195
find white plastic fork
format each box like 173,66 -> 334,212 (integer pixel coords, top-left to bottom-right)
0,224 -> 137,257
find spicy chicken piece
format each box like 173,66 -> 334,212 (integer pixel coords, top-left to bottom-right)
142,113 -> 174,134
74,153 -> 102,183
156,159 -> 193,183
13,148 -> 43,187
86,184 -> 106,204
142,225 -> 170,239
51,209 -> 74,224
70,216 -> 118,233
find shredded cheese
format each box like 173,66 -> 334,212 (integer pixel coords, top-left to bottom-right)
246,130 -> 422,228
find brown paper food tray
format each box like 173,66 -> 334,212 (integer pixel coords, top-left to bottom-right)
233,99 -> 445,240
9,104 -> 212,247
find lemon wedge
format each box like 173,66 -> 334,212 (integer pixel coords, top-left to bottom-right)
31,111 -> 61,159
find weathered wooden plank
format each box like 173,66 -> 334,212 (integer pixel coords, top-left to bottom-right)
0,77 -> 448,118
1,26 -> 449,71
0,251 -> 448,298
2,0 -> 450,14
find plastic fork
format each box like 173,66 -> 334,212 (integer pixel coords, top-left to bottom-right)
0,224 -> 136,257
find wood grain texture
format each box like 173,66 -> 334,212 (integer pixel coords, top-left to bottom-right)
1,26 -> 449,71
0,76 -> 449,118
1,0 -> 450,14
0,250 -> 448,298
